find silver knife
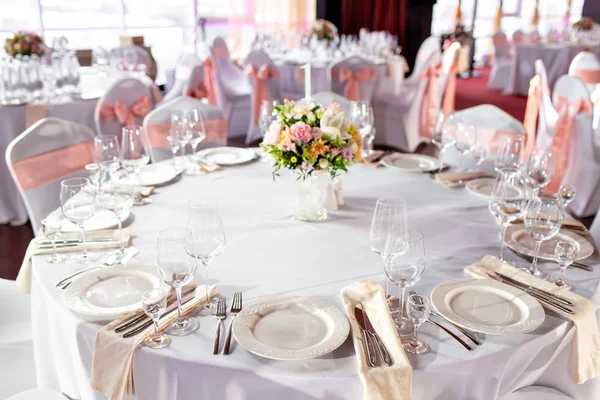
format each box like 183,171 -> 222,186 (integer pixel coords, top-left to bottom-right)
122,294 -> 195,338
354,306 -> 377,367
495,272 -> 574,306
359,305 -> 392,366
38,238 -> 118,246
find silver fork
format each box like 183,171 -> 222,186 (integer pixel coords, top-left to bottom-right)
55,253 -> 118,289
213,298 -> 227,355
223,292 -> 242,355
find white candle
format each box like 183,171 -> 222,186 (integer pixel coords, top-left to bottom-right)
301,63 -> 311,100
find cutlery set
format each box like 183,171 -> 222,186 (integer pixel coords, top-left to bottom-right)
354,305 -> 393,367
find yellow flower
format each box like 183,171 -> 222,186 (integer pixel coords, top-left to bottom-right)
348,125 -> 362,161
307,139 -> 330,160
278,126 -> 291,145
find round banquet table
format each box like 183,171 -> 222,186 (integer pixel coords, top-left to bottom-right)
30,159 -> 600,400
505,42 -> 600,97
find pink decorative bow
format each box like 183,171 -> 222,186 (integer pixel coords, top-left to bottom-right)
184,81 -> 209,100
245,64 -> 279,124
336,66 -> 376,101
523,75 -> 541,158
98,96 -> 152,128
546,96 -> 592,192
204,58 -> 218,106
419,63 -> 442,140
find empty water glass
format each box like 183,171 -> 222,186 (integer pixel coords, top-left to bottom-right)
97,192 -> 134,258
524,150 -> 554,192
60,177 -> 98,263
402,295 -> 431,354
495,135 -> 524,173
524,194 -> 563,279
554,241 -> 577,289
454,123 -> 477,171
141,289 -> 171,349
431,115 -> 456,172
41,218 -> 66,263
94,135 -> 121,192
558,185 -> 576,211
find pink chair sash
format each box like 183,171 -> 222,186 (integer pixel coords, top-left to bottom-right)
146,119 -> 228,149
8,140 -> 94,192
546,96 -> 592,192
212,47 -> 229,58
331,66 -> 376,101
442,61 -> 458,116
184,81 -> 208,100
204,58 -> 218,106
523,75 -> 541,157
572,69 -> 600,84
96,96 -> 152,128
419,63 -> 442,140
245,64 -> 279,124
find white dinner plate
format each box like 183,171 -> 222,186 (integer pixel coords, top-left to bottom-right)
431,278 -> 545,335
64,264 -> 167,321
114,163 -> 182,186
232,296 -> 350,360
197,147 -> 258,166
504,224 -> 594,262
465,178 -> 496,198
55,208 -> 131,233
381,153 -> 440,172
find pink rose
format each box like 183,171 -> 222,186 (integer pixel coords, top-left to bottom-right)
289,121 -> 313,143
282,138 -> 296,152
327,102 -> 342,115
312,127 -> 322,138
263,121 -> 282,145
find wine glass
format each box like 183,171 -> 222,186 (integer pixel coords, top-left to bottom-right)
488,169 -> 527,260
558,185 -> 576,211
402,294 -> 431,354
454,123 -> 477,171
350,101 -> 375,157
524,150 -> 554,192
523,194 -> 563,279
171,112 -> 193,157
94,135 -> 121,193
470,145 -> 486,171
121,126 -> 150,176
259,100 -> 278,134
383,230 -> 426,335
369,197 -> 409,313
97,192 -> 134,258
155,227 -> 199,336
60,177 -> 98,263
141,288 -> 171,349
183,109 -> 207,157
554,241 -> 577,289
494,135 -> 524,173
431,114 -> 456,173
41,217 -> 66,263
184,198 -> 226,316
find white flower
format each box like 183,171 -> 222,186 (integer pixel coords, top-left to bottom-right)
263,121 -> 282,145
319,108 -> 351,140
285,112 -> 293,119
319,158 -> 329,169
307,112 -> 316,122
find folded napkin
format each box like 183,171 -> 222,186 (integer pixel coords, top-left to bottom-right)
465,255 -> 600,384
434,171 -> 492,188
196,157 -> 222,173
341,280 -> 412,400
104,184 -> 155,199
91,284 -> 218,400
16,228 -> 131,294
362,151 -> 388,167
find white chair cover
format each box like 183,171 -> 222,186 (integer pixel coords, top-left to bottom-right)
163,52 -> 203,102
210,37 -> 252,138
568,51 -> 600,129
7,389 -> 68,400
512,30 -> 525,45
591,209 -> 600,249
313,91 -> 351,114
535,59 -> 559,149
488,32 -> 513,90
404,36 -> 441,88
143,96 -> 227,162
0,278 -> 36,399
500,386 -> 573,400
437,42 -> 461,106
376,55 -> 405,97
5,118 -> 95,233
328,55 -> 378,104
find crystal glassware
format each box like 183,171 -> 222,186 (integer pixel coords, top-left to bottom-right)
350,101 -> 375,157
259,100 -> 279,135
121,126 -> 150,176
141,288 -> 171,349
41,217 -> 66,263
430,114 -> 456,173
402,294 -> 431,354
494,135 -> 524,173
184,198 -> 226,316
155,227 -> 200,336
558,185 -> 576,211
523,194 -> 563,279
171,112 -> 192,157
96,192 -> 134,258
554,241 -> 577,288
454,123 -> 477,171
94,135 -> 121,193
470,145 -> 486,171
524,150 -> 554,192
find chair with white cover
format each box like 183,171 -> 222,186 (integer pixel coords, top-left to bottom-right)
534,59 -> 559,150
328,55 -> 378,104
313,91 -> 351,114
568,51 -> 600,129
143,96 -> 227,162
0,278 -> 37,399
500,386 -> 572,400
208,37 -> 252,139
512,30 -> 525,45
110,45 -> 154,79
182,64 -> 209,102
375,55 -> 406,97
488,32 -> 513,90
436,42 -> 461,111
6,118 -> 95,233
404,36 -> 441,89
242,49 -> 282,144
6,389 -> 68,400
94,77 -> 155,137
162,52 -> 203,102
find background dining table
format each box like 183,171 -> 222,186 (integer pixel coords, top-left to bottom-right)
30,159 -> 600,400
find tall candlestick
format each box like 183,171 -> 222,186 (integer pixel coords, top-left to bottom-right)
301,63 -> 312,100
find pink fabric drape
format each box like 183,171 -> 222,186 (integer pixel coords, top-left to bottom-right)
184,81 -> 209,100
245,64 -> 279,124
419,63 -> 442,140
331,66 -> 376,101
546,96 -> 592,192
145,119 -> 228,149
204,58 -> 218,106
8,140 -> 95,192
523,75 -> 542,157
96,96 -> 152,128
212,47 -> 230,58
442,62 -> 458,116
572,69 -> 600,84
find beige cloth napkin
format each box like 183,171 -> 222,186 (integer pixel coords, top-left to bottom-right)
341,280 -> 412,400
433,171 -> 492,188
465,255 -> 600,384
91,284 -> 218,400
16,228 -> 131,294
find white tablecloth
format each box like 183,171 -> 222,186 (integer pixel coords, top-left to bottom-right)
31,161 -> 600,400
505,43 -> 600,97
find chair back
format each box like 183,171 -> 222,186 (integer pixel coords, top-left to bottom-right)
535,59 -> 559,151
437,42 -> 461,109
5,118 -> 95,233
313,91 -> 351,114
410,36 -> 441,79
328,55 -> 378,103
163,52 -> 203,102
143,97 -> 227,162
512,30 -> 525,44
492,32 -> 511,60
209,37 -> 252,104
94,78 -> 154,136
568,51 -> 600,95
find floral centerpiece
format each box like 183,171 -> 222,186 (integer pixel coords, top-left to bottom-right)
572,17 -> 595,31
261,100 -> 361,221
4,31 -> 46,57
309,19 -> 338,42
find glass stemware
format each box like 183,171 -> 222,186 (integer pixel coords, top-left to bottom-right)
259,100 -> 279,134
350,101 -> 375,157
184,198 -> 226,316
488,169 -> 527,260
171,112 -> 193,158
402,294 -> 431,354
470,145 -> 486,171
430,114 -> 456,173
96,192 -> 134,258
94,135 -> 121,193
454,123 -> 477,171
141,288 -> 171,349
155,227 -> 200,336
524,150 -> 554,192
184,109 -> 207,157
494,135 -> 524,173
384,230 -> 426,335
60,177 -> 98,263
523,194 -> 563,279
121,126 -> 150,177
558,185 -> 576,211
554,241 -> 577,289
41,217 -> 66,263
